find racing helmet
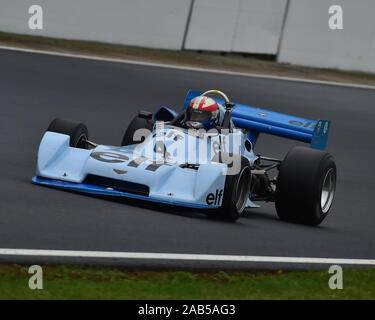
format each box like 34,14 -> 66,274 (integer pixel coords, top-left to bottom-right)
184,96 -> 220,130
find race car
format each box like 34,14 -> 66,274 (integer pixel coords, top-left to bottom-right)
32,89 -> 336,225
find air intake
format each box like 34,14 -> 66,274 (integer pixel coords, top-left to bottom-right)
83,175 -> 149,196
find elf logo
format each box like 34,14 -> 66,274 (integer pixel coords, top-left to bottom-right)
206,189 -> 224,206
288,120 -> 316,130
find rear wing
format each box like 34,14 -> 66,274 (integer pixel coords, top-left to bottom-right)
184,90 -> 330,150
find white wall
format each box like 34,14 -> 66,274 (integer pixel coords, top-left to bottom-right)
278,0 -> 375,73
231,0 -> 288,54
184,0 -> 288,55
0,0 -> 192,50
184,0 -> 241,52
1,0 -> 375,73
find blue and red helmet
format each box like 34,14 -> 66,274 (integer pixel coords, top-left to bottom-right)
184,96 -> 220,130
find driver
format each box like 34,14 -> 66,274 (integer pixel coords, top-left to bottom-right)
184,96 -> 220,130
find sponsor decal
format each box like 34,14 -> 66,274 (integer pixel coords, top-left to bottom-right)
90,151 -> 129,163
91,152 -> 169,172
288,120 -> 316,130
128,157 -> 148,167
206,189 -> 223,206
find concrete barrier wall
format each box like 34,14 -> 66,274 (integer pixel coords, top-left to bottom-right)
278,0 -> 375,73
1,0 -> 375,73
184,0 -> 241,52
231,0 -> 288,54
184,0 -> 288,55
0,0 -> 192,50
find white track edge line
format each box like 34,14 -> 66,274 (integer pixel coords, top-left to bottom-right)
0,249 -> 374,265
1,45 -> 374,90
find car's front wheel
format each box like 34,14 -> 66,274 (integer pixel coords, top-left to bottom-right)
275,146 -> 337,226
47,118 -> 89,149
216,155 -> 251,221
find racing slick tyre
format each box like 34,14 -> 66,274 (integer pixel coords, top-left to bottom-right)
121,111 -> 153,146
275,146 -> 336,226
47,118 -> 88,149
215,155 -> 251,222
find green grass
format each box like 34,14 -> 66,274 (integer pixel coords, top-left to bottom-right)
1,31 -> 375,86
0,265 -> 374,299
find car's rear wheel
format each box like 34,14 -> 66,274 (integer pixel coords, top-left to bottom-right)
121,111 -> 153,146
216,155 -> 251,221
47,118 -> 88,149
275,146 -> 337,226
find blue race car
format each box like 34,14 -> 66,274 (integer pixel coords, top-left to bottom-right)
32,90 -> 336,225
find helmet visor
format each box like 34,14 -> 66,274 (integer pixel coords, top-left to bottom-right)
185,108 -> 212,122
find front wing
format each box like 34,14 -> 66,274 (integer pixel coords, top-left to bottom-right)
32,176 -> 219,209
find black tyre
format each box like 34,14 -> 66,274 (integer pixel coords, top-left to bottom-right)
47,118 -> 88,149
216,155 -> 251,221
121,111 -> 153,146
275,146 -> 336,226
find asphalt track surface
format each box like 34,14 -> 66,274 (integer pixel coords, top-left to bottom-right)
0,49 -> 374,269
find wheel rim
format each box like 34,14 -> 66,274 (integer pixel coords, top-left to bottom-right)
235,167 -> 251,212
321,168 -> 336,213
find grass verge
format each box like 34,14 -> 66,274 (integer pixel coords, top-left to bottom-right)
1,32 -> 375,86
0,265 -> 374,299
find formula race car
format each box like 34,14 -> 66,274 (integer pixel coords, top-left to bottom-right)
32,90 -> 336,225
